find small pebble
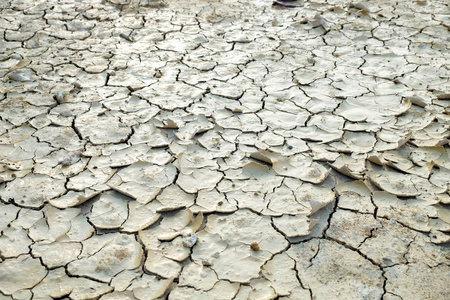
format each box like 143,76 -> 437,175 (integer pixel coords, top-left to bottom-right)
182,233 -> 198,248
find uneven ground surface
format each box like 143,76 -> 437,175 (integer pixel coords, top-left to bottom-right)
0,0 -> 449,299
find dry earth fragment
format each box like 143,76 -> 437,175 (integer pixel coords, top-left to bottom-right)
335,180 -> 374,213
32,267 -> 113,300
177,168 -> 224,193
262,253 -> 299,296
89,191 -> 129,229
272,154 -> 330,183
273,214 -> 317,238
127,274 -> 172,300
0,174 -> 66,208
67,233 -> 143,283
326,209 -> 381,249
168,280 -> 239,300
287,240 -> 384,299
0,255 -> 47,295
384,263 -> 449,300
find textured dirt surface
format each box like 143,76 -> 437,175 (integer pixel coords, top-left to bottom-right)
0,0 -> 449,299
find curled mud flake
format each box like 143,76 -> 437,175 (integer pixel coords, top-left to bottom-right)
336,180 -> 374,213
49,189 -> 101,209
214,110 -> 267,132
435,205 -> 450,225
121,200 -> 161,233
428,229 -> 450,244
183,212 -> 204,236
67,166 -> 116,191
330,154 -> 366,179
179,261 -> 218,291
272,154 -> 329,183
331,131 -> 376,153
7,72 -> 33,82
119,32 -> 134,42
273,0 -> 304,8
159,237 -> 192,262
272,214 -> 317,238
374,150 -> 434,178
58,151 -> 82,166
109,162 -> 176,203
367,170 -> 420,197
110,270 -> 142,294
129,122 -> 169,147
177,145 -> 218,172
257,109 -> 309,131
349,2 -> 371,13
227,190 -> 268,214
128,274 -> 172,300
372,191 -> 435,232
435,93 -> 450,100
144,250 -> 181,279
33,125 -> 84,151
175,115 -> 214,141
309,14 -> 328,30
11,58 -> 31,70
404,95 -> 428,108
249,150 -> 275,165
266,185 -> 309,215
197,129 -> 236,158
26,206 -> 79,242
190,211 -> 287,282
153,209 -> 195,241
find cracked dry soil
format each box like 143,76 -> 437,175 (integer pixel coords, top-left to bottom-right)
0,0 -> 449,299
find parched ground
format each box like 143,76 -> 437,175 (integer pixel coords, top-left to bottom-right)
0,0 -> 449,299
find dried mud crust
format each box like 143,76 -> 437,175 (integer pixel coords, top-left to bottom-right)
0,0 -> 449,299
